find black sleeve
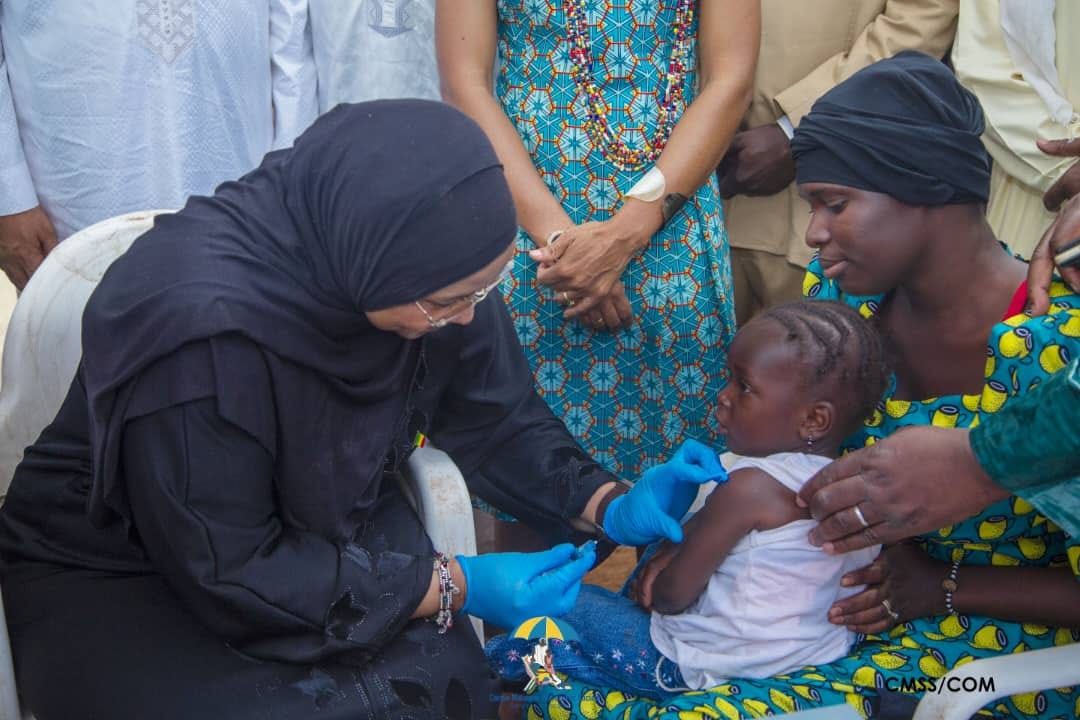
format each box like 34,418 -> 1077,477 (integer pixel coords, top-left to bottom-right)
122,397 -> 431,664
429,297 -> 615,540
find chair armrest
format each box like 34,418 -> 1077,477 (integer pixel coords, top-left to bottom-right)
403,446 -> 483,640
912,643 -> 1080,720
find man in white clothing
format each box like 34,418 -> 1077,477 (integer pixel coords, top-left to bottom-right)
953,0 -> 1079,257
0,0 -> 318,289
308,0 -> 438,112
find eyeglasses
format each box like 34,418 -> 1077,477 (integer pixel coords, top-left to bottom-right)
415,258 -> 514,329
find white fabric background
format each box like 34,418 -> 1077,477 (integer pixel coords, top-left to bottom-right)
309,0 -> 438,110
0,0 -> 318,239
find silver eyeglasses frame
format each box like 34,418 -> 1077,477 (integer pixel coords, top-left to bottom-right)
415,258 -> 514,329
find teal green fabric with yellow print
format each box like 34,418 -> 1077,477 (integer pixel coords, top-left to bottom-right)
521,256 -> 1080,719
971,357 -> 1080,537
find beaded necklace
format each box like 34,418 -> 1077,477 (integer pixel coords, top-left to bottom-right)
563,0 -> 696,172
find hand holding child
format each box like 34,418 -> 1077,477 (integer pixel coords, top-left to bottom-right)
827,543 -> 949,634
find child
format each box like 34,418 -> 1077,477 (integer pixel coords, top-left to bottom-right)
485,300 -> 889,698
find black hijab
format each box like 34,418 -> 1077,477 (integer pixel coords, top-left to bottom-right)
81,100 -> 518,526
792,51 -> 991,206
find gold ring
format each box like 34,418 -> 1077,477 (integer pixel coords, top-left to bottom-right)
882,599 -> 900,621
562,291 -> 575,307
853,505 -> 870,529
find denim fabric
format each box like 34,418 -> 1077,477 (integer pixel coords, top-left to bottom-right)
485,585 -> 687,700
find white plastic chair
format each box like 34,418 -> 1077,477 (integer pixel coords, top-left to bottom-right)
400,446 -> 483,639
0,211 -> 480,718
0,211 -> 174,498
0,211 -> 162,719
912,643 -> 1080,720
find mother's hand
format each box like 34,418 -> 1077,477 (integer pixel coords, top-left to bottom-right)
828,544 -> 947,635
530,218 -> 647,319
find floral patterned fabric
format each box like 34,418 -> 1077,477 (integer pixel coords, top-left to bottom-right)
494,0 -> 735,478
517,255 -> 1080,718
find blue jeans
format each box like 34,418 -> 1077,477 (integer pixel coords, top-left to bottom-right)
484,585 -> 688,700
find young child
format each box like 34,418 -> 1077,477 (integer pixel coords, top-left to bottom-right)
485,300 -> 890,698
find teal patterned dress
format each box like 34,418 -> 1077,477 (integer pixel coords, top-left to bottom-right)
516,256 -> 1080,719
495,0 -> 735,478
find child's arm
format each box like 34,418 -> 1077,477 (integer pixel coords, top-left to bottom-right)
650,467 -> 808,615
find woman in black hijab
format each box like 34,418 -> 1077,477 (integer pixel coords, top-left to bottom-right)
0,101 -> 714,720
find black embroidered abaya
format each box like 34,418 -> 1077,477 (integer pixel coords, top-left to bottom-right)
0,101 -> 614,720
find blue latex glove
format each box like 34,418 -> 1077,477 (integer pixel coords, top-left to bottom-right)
603,439 -> 728,546
457,541 -> 597,630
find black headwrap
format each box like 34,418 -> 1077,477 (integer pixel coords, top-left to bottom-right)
82,100 -> 518,525
792,51 -> 991,206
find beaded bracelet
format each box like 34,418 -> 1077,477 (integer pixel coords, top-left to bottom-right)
942,559 -> 961,616
431,552 -> 460,634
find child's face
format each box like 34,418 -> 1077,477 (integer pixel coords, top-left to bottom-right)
715,319 -> 811,456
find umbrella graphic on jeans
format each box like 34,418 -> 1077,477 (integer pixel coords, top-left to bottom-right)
511,616 -> 580,644
513,617 -> 578,693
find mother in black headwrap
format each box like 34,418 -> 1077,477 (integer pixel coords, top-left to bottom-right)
0,101 -> 716,720
787,52 -> 1080,717
497,53 -> 1080,720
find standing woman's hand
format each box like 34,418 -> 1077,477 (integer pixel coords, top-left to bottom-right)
828,543 -> 948,635
585,281 -> 635,331
530,214 -> 650,321
535,230 -> 634,330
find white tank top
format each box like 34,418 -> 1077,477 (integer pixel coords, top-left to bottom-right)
650,452 -> 881,689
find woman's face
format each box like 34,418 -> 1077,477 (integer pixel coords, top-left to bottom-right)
799,183 -> 926,296
365,244 -> 516,339
714,319 -> 810,457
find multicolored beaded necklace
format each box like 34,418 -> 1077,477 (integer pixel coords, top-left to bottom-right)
563,0 -> 696,172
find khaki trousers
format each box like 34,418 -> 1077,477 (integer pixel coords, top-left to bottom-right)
731,247 -> 806,328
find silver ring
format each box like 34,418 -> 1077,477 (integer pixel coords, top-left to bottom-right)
853,505 -> 870,529
1054,236 -> 1080,270
562,291 -> 575,307
882,599 -> 900,621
